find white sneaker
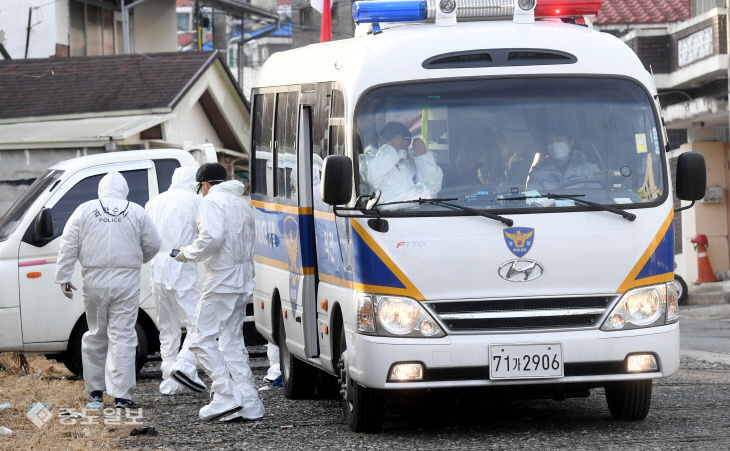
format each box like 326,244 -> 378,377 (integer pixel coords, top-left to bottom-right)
171,370 -> 206,393
199,393 -> 243,422
159,378 -> 187,395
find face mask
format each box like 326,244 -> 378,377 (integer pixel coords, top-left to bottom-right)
548,141 -> 571,161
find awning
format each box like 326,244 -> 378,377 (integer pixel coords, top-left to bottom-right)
0,113 -> 175,150
199,0 -> 279,20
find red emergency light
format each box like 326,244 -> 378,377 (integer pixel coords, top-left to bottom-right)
535,0 -> 601,18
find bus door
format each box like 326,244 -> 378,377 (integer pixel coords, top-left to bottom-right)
295,103 -> 319,358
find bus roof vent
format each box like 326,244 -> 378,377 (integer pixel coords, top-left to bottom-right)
423,49 -> 576,69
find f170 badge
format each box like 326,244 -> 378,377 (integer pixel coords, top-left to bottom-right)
503,227 -> 535,257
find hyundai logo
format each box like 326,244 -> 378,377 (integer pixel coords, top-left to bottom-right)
498,259 -> 544,282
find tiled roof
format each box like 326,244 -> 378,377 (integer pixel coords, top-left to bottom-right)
594,0 -> 690,25
0,51 -> 220,121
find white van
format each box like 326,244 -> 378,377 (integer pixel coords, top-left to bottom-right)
250,0 -> 707,432
0,149 -> 202,375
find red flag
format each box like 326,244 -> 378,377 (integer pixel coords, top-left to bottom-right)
320,0 -> 332,42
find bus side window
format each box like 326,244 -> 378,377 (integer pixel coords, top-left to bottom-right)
252,93 -> 275,196
275,91 -> 299,201
153,159 -> 181,193
313,83 -> 331,160
329,124 -> 346,156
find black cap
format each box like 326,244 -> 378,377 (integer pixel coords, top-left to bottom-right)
379,122 -> 411,142
196,163 -> 228,183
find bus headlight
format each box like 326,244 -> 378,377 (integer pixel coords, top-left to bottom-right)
602,284 -> 668,331
356,293 -> 444,337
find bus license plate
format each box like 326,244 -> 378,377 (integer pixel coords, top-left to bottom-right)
489,344 -> 564,380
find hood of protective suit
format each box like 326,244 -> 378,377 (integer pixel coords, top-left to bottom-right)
210,180 -> 245,197
170,166 -> 198,192
98,171 -> 129,200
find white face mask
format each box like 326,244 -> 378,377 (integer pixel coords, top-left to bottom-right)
548,141 -> 571,161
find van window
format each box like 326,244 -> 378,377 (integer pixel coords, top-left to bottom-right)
154,159 -> 181,193
253,93 -> 275,196
313,83 -> 331,160
24,169 -> 150,244
0,170 -> 64,242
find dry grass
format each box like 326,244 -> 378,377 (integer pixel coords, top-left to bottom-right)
0,353 -> 136,450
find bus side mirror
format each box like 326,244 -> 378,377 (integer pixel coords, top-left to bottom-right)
34,208 -> 54,241
321,155 -> 353,206
676,152 -> 706,201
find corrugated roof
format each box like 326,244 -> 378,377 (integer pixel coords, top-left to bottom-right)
594,0 -> 691,25
0,51 -> 218,121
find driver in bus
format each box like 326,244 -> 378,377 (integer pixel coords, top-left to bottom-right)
527,129 -> 600,192
366,121 -> 443,203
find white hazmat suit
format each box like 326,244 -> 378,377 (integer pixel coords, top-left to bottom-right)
56,172 -> 160,401
145,166 -> 204,395
172,180 -> 264,420
366,143 -> 443,203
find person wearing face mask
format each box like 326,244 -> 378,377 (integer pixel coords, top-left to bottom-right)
527,130 -> 600,191
366,121 -> 443,203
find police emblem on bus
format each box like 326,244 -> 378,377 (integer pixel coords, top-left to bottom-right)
498,259 -> 543,282
503,227 -> 535,257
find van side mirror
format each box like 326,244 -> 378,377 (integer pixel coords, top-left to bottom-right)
34,208 -> 54,241
321,155 -> 353,206
675,152 -> 706,201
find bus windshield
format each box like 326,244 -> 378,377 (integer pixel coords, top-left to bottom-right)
0,169 -> 64,241
355,77 -> 665,214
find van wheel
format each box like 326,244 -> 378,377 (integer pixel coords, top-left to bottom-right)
277,307 -> 316,399
336,327 -> 383,432
605,379 -> 652,420
63,318 -> 148,378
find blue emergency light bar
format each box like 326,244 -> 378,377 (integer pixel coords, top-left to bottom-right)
352,0 -> 427,23
352,0 -> 602,24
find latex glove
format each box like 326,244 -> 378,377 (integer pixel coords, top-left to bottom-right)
60,282 -> 77,300
174,250 -> 191,263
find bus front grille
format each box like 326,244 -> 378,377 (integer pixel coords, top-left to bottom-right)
426,296 -> 615,333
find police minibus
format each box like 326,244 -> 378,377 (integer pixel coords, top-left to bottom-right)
249,0 -> 707,431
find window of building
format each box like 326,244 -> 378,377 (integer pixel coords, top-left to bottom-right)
177,12 -> 191,32
70,0 -> 126,56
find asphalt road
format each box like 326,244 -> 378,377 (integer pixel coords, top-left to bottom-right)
122,306 -> 730,450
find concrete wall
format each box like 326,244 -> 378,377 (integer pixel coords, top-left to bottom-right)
0,0 -> 58,59
677,141 -> 730,284
133,0 -> 176,53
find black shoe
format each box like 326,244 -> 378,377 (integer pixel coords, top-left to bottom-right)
171,370 -> 205,393
114,398 -> 137,408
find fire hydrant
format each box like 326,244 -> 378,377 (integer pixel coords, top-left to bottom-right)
691,234 -> 720,284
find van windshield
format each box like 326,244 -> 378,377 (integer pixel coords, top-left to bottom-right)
355,77 -> 665,214
0,170 -> 63,241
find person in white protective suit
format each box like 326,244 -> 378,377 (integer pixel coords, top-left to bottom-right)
170,163 -> 265,422
56,171 -> 160,408
144,166 -> 206,395
365,121 -> 443,203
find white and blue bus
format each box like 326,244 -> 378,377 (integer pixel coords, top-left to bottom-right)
249,0 -> 706,431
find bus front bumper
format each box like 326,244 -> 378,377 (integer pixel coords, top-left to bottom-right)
350,323 -> 679,389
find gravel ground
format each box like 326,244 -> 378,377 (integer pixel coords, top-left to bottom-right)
120,348 -> 730,450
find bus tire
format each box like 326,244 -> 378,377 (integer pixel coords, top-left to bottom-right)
277,307 -> 316,399
674,275 -> 689,305
62,315 -> 149,378
605,379 -> 652,420
337,327 -> 383,432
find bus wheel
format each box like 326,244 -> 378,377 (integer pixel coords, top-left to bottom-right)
605,379 -> 652,420
336,327 -> 383,432
277,308 -> 316,399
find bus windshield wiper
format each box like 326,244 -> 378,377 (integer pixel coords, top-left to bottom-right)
376,197 -> 514,226
510,193 -> 636,221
